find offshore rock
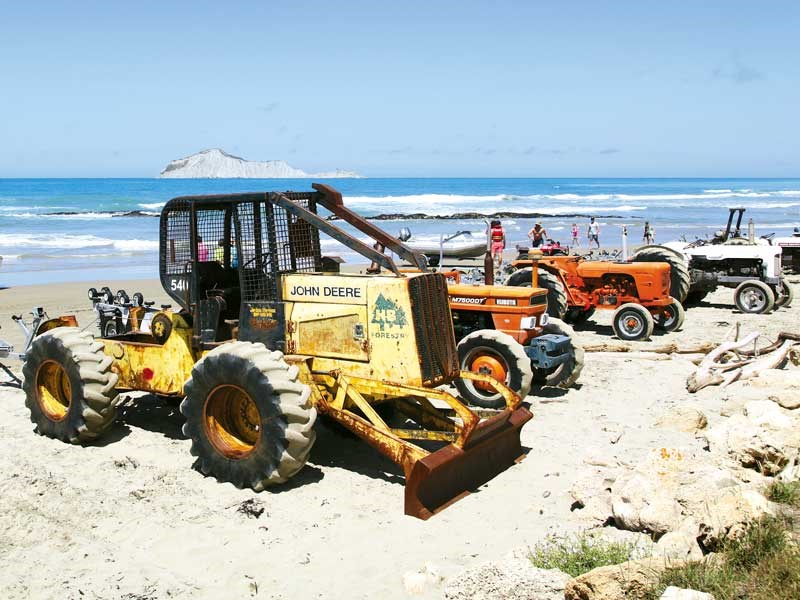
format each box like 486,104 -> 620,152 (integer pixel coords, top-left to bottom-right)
159,148 -> 362,179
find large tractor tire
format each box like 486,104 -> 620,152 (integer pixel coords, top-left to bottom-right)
22,327 -> 119,444
531,318 -> 584,389
734,280 -> 775,314
181,342 -> 316,490
612,303 -> 655,341
506,267 -> 568,320
455,330 -> 533,409
774,279 -> 794,309
654,297 -> 686,332
631,245 -> 691,303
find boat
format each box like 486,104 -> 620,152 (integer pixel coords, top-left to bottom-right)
399,229 -> 487,259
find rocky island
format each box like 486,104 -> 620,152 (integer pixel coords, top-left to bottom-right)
158,148 -> 362,179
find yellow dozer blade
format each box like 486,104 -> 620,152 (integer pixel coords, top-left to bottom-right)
303,368 -> 532,519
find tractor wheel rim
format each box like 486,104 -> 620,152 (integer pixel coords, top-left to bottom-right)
662,306 -> 676,328
36,360 -> 71,421
744,288 -> 766,311
468,353 -> 508,391
622,314 -> 644,336
203,385 -> 261,459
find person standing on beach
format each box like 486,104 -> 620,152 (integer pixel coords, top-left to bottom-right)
571,222 -> 580,248
489,219 -> 506,270
527,222 -> 548,248
643,221 -> 655,244
587,217 -> 600,249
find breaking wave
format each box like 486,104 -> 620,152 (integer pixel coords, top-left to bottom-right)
0,233 -> 158,252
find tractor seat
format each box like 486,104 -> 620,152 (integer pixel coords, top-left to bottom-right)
196,261 -> 237,289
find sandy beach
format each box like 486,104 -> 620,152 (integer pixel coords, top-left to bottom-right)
0,274 -> 798,599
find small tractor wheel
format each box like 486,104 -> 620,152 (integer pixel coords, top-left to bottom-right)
531,318 -> 584,389
454,330 -> 533,409
774,279 -> 794,309
631,245 -> 691,303
100,286 -> 114,304
21,327 -> 119,444
654,297 -> 685,332
734,280 -> 775,314
612,303 -> 655,341
684,290 -> 709,306
181,342 -> 317,490
505,268 -> 568,320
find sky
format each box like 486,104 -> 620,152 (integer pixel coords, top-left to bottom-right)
1,1 -> 798,177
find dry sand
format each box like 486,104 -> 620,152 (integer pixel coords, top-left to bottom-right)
0,276 -> 798,599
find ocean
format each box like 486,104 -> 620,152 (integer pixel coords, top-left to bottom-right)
1,177 -> 799,287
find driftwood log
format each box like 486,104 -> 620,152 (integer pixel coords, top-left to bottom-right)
584,342 -> 717,354
687,330 -> 800,393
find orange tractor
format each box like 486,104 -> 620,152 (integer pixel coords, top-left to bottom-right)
505,253 -> 684,341
442,270 -> 583,408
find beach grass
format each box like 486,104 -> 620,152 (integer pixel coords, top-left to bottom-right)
527,532 -> 638,577
766,480 -> 800,507
645,514 -> 799,600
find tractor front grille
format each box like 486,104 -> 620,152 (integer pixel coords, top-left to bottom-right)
408,273 -> 459,386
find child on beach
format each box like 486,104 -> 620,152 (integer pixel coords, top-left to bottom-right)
489,219 -> 506,270
571,223 -> 580,247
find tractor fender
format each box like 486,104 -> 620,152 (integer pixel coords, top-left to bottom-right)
36,315 -> 78,336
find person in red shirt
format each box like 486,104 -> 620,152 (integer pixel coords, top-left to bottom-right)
489,219 -> 506,270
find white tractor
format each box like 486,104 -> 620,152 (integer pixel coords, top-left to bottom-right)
633,208 -> 792,314
772,227 -> 800,274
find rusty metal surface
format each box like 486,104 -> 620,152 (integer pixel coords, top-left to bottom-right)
405,406 -> 531,519
36,316 -> 78,335
302,364 -> 530,519
312,183 -> 429,272
407,273 -> 460,386
457,369 -> 521,410
103,312 -> 196,395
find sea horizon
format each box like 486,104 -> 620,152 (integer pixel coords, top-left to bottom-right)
2,176 -> 799,287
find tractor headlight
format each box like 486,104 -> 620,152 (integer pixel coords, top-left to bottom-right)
540,313 -> 550,327
520,316 -> 538,330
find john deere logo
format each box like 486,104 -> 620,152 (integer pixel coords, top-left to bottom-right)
371,294 -> 408,331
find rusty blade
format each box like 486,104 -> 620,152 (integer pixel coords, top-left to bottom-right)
404,406 -> 532,519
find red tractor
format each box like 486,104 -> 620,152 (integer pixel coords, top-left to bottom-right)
505,253 -> 684,341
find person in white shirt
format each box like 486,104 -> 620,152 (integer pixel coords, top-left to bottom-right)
587,217 -> 600,249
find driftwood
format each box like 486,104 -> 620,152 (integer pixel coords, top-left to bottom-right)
584,342 -> 716,354
737,332 -> 800,356
687,330 -> 800,393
